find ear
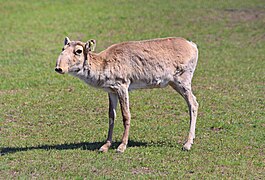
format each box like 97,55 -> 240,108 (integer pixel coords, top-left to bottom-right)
64,37 -> 70,45
85,39 -> 96,52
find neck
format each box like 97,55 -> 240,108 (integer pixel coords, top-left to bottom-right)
71,52 -> 105,88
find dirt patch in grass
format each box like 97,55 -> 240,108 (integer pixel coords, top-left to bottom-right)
0,89 -> 20,95
132,167 -> 153,175
224,8 -> 265,44
224,8 -> 265,23
200,8 -> 265,44
194,8 -> 264,26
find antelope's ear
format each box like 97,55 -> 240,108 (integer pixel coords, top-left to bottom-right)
64,37 -> 70,45
85,39 -> 96,52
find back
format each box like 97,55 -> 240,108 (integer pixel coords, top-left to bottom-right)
97,37 -> 197,89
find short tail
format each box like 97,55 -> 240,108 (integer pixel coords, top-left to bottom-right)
188,40 -> 198,49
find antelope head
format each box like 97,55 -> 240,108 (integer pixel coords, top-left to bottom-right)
55,37 -> 96,74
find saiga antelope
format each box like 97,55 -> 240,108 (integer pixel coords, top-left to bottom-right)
55,37 -> 199,153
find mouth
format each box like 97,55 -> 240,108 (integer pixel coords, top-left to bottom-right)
55,67 -> 65,74
69,67 -> 81,73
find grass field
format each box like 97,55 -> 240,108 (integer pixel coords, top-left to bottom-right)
0,0 -> 264,179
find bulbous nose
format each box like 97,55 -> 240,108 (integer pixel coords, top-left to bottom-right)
55,67 -> 63,74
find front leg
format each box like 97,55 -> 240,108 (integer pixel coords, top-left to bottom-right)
99,93 -> 118,152
116,86 -> 131,153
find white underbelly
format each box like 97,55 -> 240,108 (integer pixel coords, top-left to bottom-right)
128,78 -> 170,91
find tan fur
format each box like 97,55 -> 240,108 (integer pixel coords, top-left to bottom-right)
55,37 -> 199,152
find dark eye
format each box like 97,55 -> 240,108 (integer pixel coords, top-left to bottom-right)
75,49 -> 82,54
62,48 -> 64,51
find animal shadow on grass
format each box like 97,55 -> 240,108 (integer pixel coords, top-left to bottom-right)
0,141 -> 148,156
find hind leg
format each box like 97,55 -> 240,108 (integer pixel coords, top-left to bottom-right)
170,72 -> 199,150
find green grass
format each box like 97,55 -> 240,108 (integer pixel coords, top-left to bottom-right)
1,0 -> 264,179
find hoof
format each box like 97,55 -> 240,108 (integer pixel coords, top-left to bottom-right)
116,143 -> 127,153
99,147 -> 108,153
99,142 -> 111,153
183,142 -> 192,151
